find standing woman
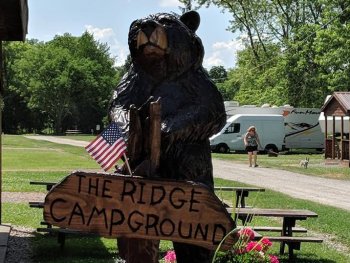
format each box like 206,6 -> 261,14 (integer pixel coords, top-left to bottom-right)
244,126 -> 262,167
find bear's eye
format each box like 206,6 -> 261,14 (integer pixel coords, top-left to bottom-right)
158,17 -> 173,26
130,20 -> 142,30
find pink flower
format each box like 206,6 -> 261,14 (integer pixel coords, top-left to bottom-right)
238,227 -> 255,241
269,255 -> 280,263
261,238 -> 272,247
164,250 -> 176,263
260,237 -> 273,252
245,241 -> 263,252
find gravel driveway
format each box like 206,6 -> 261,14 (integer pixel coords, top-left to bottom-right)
213,159 -> 350,211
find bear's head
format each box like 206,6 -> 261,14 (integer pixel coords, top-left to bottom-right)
128,11 -> 204,81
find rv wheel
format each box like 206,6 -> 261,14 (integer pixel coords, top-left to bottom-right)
265,144 -> 278,154
217,144 -> 229,153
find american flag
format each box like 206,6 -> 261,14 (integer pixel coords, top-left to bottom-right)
85,122 -> 127,171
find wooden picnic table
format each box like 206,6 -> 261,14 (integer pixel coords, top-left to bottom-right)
229,208 -> 321,258
214,186 -> 265,208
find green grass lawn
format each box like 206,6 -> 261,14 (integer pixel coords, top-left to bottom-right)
2,135 -> 350,262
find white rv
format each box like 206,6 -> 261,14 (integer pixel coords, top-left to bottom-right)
210,114 -> 285,153
223,101 -> 324,150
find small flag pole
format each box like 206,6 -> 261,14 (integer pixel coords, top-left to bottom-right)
123,153 -> 133,176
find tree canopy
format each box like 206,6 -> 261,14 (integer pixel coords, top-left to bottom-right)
3,32 -> 121,134
197,0 -> 350,107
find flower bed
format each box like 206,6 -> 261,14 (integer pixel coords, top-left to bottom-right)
162,227 -> 279,263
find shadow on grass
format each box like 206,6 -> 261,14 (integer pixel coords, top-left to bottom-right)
278,253 -> 338,263
30,233 -> 117,263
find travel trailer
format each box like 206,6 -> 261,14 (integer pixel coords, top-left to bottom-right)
210,114 -> 285,153
221,101 -> 324,151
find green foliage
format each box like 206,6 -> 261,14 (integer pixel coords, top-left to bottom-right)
3,32 -> 121,134
3,41 -> 45,133
314,1 -> 350,93
229,44 -> 288,106
194,0 -> 350,108
209,66 -> 228,83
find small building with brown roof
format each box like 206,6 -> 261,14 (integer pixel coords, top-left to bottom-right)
321,92 -> 350,167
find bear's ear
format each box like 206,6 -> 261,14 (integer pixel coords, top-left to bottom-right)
180,10 -> 200,32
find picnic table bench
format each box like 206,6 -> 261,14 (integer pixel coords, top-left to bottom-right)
214,186 -> 265,223
30,181 -> 56,191
230,208 -> 323,259
65,129 -> 82,135
214,186 -> 265,208
29,181 -> 71,247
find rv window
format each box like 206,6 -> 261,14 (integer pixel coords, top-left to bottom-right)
224,123 -> 240,134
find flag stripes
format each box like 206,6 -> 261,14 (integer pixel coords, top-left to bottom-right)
85,122 -> 127,171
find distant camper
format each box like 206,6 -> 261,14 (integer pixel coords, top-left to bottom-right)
210,114 -> 285,153
224,101 -> 324,150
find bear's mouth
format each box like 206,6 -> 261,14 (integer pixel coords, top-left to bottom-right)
136,25 -> 168,56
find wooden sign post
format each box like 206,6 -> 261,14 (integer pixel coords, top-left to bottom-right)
44,171 -> 236,250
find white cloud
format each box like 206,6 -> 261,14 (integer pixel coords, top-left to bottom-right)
85,25 -> 114,39
203,39 -> 244,69
158,0 -> 180,8
85,25 -> 129,66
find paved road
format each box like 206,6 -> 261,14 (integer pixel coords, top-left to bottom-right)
213,159 -> 350,211
24,135 -> 350,211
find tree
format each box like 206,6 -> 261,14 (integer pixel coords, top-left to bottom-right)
314,0 -> 350,95
193,0 -> 350,107
49,32 -> 119,133
2,41 -> 46,133
8,33 -> 120,134
14,44 -> 80,133
232,43 -> 288,106
209,65 -> 227,83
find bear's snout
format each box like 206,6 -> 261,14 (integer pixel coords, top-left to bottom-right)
136,23 -> 168,52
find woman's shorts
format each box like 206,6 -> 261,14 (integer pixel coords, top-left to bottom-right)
245,145 -> 258,152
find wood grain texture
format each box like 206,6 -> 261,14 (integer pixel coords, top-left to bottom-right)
44,171 -> 236,250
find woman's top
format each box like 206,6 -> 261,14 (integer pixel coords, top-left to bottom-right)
245,133 -> 259,146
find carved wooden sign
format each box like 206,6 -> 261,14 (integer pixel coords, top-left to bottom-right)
44,171 -> 236,250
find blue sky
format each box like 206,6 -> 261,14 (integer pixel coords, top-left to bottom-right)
27,0 -> 243,69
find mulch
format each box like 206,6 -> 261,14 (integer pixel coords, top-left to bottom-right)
2,192 -> 44,262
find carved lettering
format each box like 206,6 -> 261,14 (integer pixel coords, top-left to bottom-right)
128,210 -> 144,232
50,198 -> 67,222
189,188 -> 201,212
44,172 -> 236,250
169,187 -> 186,209
102,180 -> 112,198
150,186 -> 165,205
121,180 -> 136,203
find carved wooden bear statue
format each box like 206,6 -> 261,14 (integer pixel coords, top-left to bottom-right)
109,11 -> 226,263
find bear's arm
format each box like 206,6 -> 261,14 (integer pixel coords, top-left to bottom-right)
161,72 -> 226,142
108,73 -> 137,134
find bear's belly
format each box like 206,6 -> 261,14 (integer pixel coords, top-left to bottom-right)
151,82 -> 194,117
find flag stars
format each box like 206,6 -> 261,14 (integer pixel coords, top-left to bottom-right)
102,123 -> 124,145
